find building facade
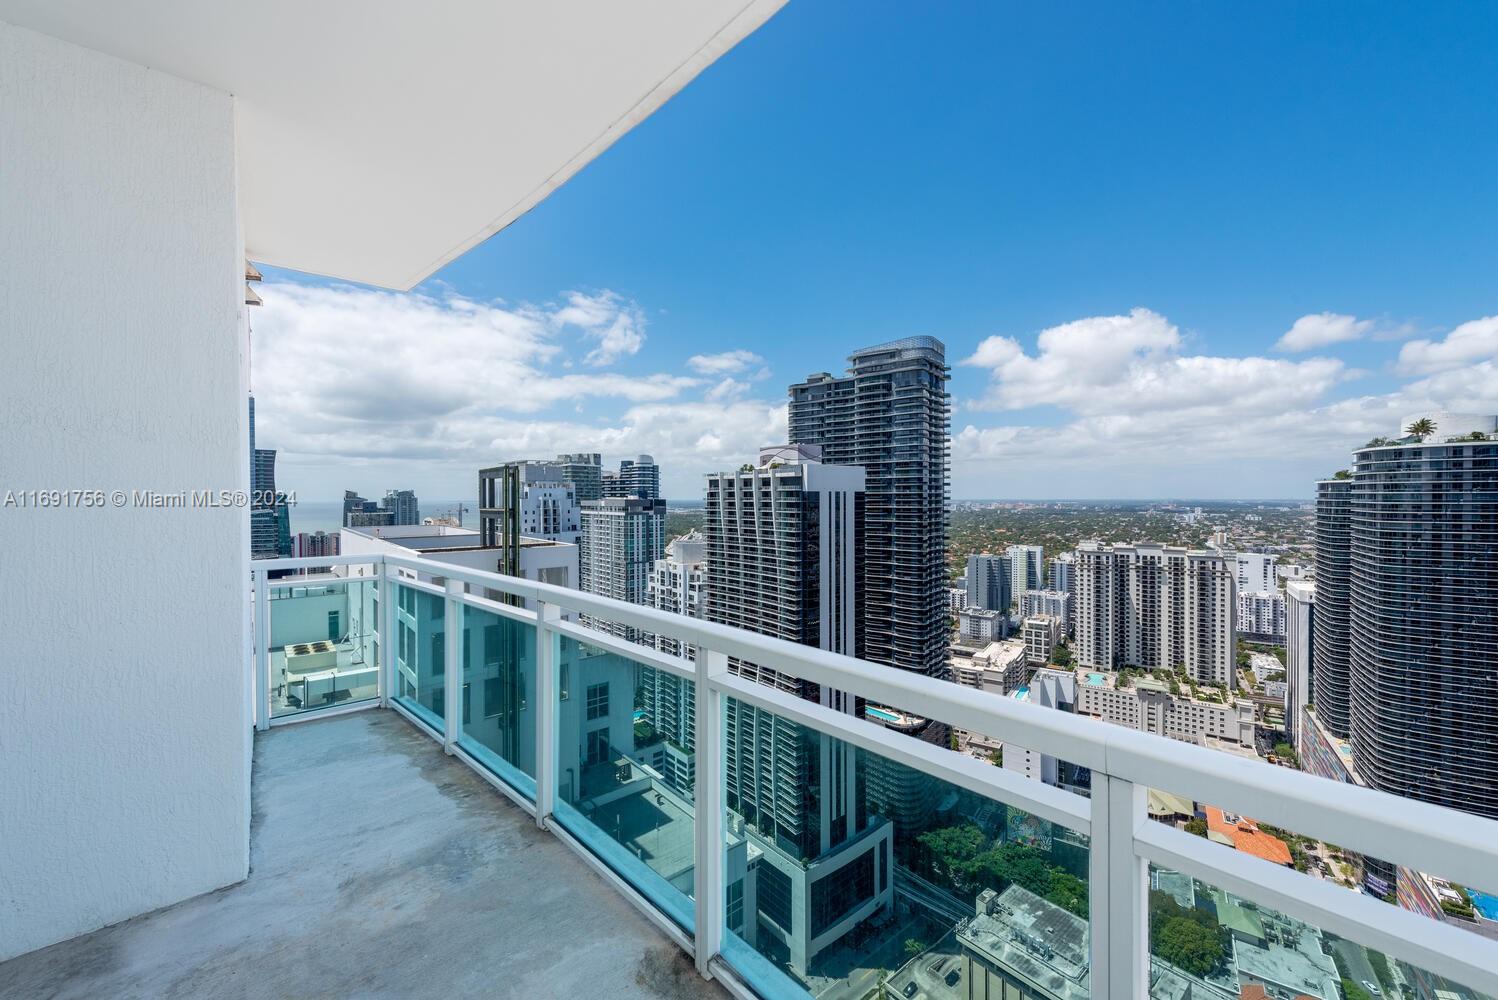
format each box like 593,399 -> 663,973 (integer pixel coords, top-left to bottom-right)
602,454 -> 661,501
1075,670 -> 1255,745
1236,590 -> 1286,642
578,496 -> 666,641
1072,542 -> 1237,687
1019,590 -> 1073,636
381,489 -> 420,526
959,606 -> 1004,644
478,461 -> 583,575
703,448 -> 892,976
1010,544 -> 1044,600
966,552 -> 1012,614
1311,477 -> 1353,738
788,337 -> 950,687
554,452 -> 603,503
1022,615 -> 1061,666
1345,415 -> 1498,819
1283,580 -> 1315,746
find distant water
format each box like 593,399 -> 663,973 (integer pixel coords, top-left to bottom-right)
286,500 -> 473,536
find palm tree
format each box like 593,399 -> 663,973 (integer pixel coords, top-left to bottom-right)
1406,417 -> 1436,440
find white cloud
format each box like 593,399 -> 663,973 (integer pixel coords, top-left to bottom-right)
552,290 -> 647,366
251,281 -> 790,498
687,349 -> 766,375
1275,312 -> 1374,352
963,308 -> 1344,416
1397,316 -> 1498,375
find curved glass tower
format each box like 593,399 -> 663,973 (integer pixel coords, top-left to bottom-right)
1347,423 -> 1498,819
1311,478 -> 1352,737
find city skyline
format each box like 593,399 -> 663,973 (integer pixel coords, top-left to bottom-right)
243,0 -> 1498,502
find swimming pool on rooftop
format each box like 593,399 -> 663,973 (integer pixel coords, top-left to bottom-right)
1086,672 -> 1106,686
865,706 -> 899,723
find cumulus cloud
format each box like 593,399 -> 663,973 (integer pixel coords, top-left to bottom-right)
687,349 -> 766,375
1397,316 -> 1498,375
1275,312 -> 1374,352
551,290 -> 648,366
251,281 -> 789,496
963,308 -> 1344,416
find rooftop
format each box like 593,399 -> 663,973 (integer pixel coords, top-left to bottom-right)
0,711 -> 722,1000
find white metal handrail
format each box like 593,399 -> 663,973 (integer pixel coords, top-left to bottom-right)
249,553 -> 1498,999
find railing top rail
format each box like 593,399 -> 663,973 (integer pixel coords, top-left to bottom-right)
250,551 -> 1498,891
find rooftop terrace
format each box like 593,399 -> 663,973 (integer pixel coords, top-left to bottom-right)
0,711 -> 723,1000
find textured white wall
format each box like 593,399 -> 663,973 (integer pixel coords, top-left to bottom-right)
0,21 -> 249,960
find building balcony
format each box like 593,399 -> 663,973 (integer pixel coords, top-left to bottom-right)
15,552 -> 1495,1000
0,708 -> 720,1000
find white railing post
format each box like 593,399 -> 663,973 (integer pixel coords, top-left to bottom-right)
534,600 -> 562,829
1091,772 -> 1149,1000
443,579 -> 462,753
254,567 -> 271,732
380,561 -> 396,708
693,648 -> 728,978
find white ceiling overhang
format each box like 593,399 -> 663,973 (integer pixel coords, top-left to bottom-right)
0,1 -> 786,289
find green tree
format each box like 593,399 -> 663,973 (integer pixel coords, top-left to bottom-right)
1406,417 -> 1436,440
904,938 -> 927,959
1184,817 -> 1208,838
1149,891 -> 1227,977
917,823 -> 986,893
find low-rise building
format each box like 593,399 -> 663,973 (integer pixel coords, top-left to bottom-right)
1023,615 -> 1061,665
1075,670 -> 1254,746
956,885 -> 1090,1000
947,586 -> 969,613
959,606 -> 1005,643
952,639 -> 1028,694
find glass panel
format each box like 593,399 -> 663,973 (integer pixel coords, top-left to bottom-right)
1147,864 -> 1494,1000
393,583 -> 446,732
721,697 -> 1091,1000
551,636 -> 697,933
268,578 -> 378,718
456,605 -> 538,801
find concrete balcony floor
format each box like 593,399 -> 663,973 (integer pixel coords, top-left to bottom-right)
1,710 -> 724,1000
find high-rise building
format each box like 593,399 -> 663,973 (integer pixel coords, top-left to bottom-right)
554,452 -> 603,503
1340,415 -> 1498,819
1019,590 -> 1073,636
636,531 -> 707,797
478,461 -> 583,575
602,454 -> 660,501
1237,590 -> 1287,642
1231,551 -> 1278,593
342,490 -> 390,528
250,448 -> 281,559
291,530 -> 340,558
1073,541 -> 1236,687
578,496 -> 666,641
1048,552 -> 1074,596
788,338 -> 950,687
1284,579 -> 1315,746
966,552 -> 1012,615
1311,477 -> 1352,737
1009,544 -> 1044,600
703,446 -> 891,977
381,489 -> 420,526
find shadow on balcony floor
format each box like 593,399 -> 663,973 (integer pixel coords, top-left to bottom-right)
1,710 -> 724,1000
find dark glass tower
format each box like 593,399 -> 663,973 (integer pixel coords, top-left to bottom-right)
1346,429 -> 1498,819
1312,477 -> 1352,737
788,338 -> 951,685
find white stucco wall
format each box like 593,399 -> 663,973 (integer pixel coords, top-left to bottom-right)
0,21 -> 249,960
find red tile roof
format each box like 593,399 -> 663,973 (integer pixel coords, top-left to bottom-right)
1204,806 -> 1293,866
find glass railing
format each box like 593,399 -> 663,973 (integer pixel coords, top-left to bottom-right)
456,603 -> 538,801
550,633 -> 699,934
247,553 -> 1498,1000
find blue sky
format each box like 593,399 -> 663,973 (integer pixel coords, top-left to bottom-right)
255,1 -> 1498,501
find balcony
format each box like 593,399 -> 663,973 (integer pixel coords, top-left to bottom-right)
0,708 -> 720,1000
18,551 -> 1496,999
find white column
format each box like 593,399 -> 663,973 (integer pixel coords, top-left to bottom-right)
1091,773 -> 1149,999
694,649 -> 728,978
254,568 -> 271,732
379,561 -> 396,708
443,579 -> 462,753
534,601 -> 562,829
